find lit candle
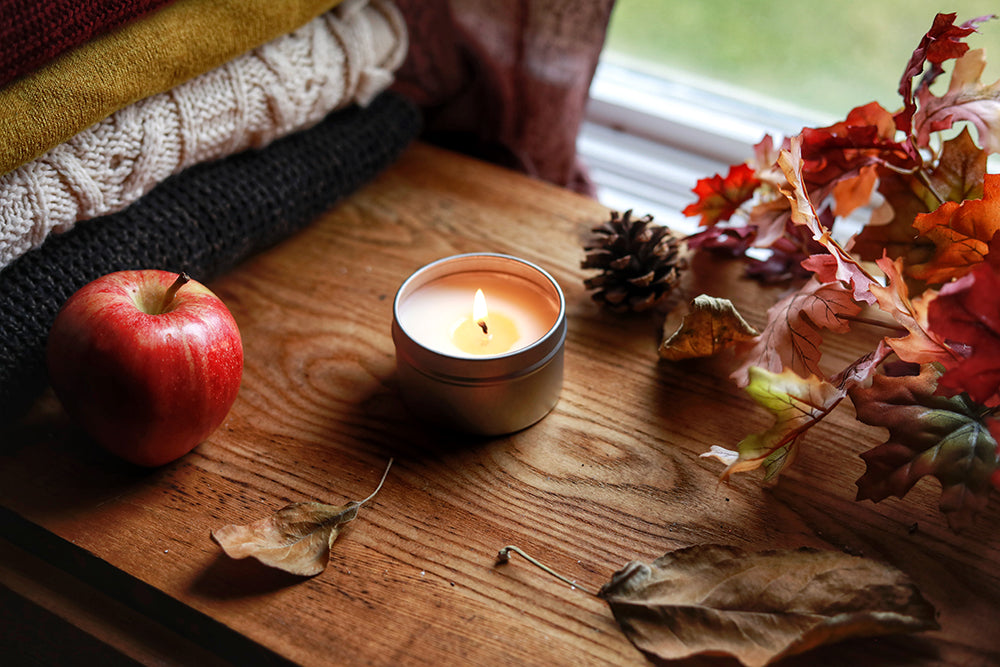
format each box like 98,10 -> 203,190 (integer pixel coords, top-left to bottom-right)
391,253 -> 566,435
448,289 -> 520,355
396,269 -> 558,358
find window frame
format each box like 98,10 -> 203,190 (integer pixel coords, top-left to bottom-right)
578,62 -> 833,232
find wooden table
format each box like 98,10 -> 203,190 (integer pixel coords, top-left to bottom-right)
1,143 -> 998,666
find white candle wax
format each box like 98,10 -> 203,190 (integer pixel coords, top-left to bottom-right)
392,253 -> 567,435
396,271 -> 560,358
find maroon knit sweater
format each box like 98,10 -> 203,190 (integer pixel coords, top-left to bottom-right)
0,0 -> 177,88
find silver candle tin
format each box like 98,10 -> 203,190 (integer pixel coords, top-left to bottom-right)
391,253 -> 566,435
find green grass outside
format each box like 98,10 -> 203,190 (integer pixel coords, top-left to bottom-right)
604,1 -> 1000,118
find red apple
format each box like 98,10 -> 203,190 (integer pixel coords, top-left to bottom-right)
46,270 -> 243,467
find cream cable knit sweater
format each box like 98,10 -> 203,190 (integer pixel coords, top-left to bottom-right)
0,0 -> 407,271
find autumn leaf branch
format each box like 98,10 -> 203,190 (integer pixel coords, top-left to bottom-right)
673,11 -> 1000,528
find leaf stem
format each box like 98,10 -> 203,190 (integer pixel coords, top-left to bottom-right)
496,545 -> 597,596
358,458 -> 393,506
915,167 -> 946,205
158,272 -> 190,314
835,313 -> 907,334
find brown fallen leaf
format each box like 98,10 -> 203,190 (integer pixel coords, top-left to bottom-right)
659,294 -> 758,360
212,458 -> 393,576
497,543 -> 938,667
599,544 -> 938,667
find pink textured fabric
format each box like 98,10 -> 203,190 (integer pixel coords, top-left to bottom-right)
0,0 -> 179,88
392,0 -> 615,194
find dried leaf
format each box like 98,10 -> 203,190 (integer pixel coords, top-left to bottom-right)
599,544 -> 938,667
659,295 -> 758,360
212,459 -> 392,576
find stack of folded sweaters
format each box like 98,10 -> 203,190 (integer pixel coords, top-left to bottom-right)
0,0 -> 421,422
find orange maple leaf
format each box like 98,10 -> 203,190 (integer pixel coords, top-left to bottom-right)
832,165 -> 879,218
869,255 -> 956,364
683,163 -> 760,227
908,173 -> 1000,283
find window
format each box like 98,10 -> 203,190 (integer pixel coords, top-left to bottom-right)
581,1 -> 1000,233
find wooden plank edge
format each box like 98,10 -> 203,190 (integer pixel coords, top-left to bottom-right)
0,507 -> 291,666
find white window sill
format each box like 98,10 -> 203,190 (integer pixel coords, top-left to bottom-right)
578,62 -> 832,233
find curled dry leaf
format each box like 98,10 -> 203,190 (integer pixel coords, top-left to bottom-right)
211,459 -> 392,576
659,294 -> 758,361
598,544 -> 938,667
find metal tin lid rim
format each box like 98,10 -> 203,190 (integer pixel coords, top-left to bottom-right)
392,253 -> 566,374
391,317 -> 566,379
395,327 -> 564,385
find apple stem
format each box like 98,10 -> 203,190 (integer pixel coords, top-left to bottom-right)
159,273 -> 191,314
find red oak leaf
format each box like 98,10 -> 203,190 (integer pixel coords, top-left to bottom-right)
732,278 -> 861,387
778,140 -> 878,304
912,47 -> 1000,155
908,173 -> 1000,284
927,236 -> 1000,405
849,365 -> 1000,530
683,163 -> 761,227
896,12 -> 993,136
800,102 -> 913,188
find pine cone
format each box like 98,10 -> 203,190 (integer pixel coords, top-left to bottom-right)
581,210 -> 684,313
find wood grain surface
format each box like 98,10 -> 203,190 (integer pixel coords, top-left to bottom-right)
2,142 -> 999,666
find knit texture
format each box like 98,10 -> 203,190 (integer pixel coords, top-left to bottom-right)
0,0 -> 345,175
0,91 -> 421,423
0,0 -> 178,88
0,0 -> 407,271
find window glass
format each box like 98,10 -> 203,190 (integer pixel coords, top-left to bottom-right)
603,1 -> 1000,118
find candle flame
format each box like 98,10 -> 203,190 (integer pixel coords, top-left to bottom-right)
473,288 -> 488,334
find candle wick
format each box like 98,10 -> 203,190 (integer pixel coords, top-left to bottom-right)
477,319 -> 489,335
